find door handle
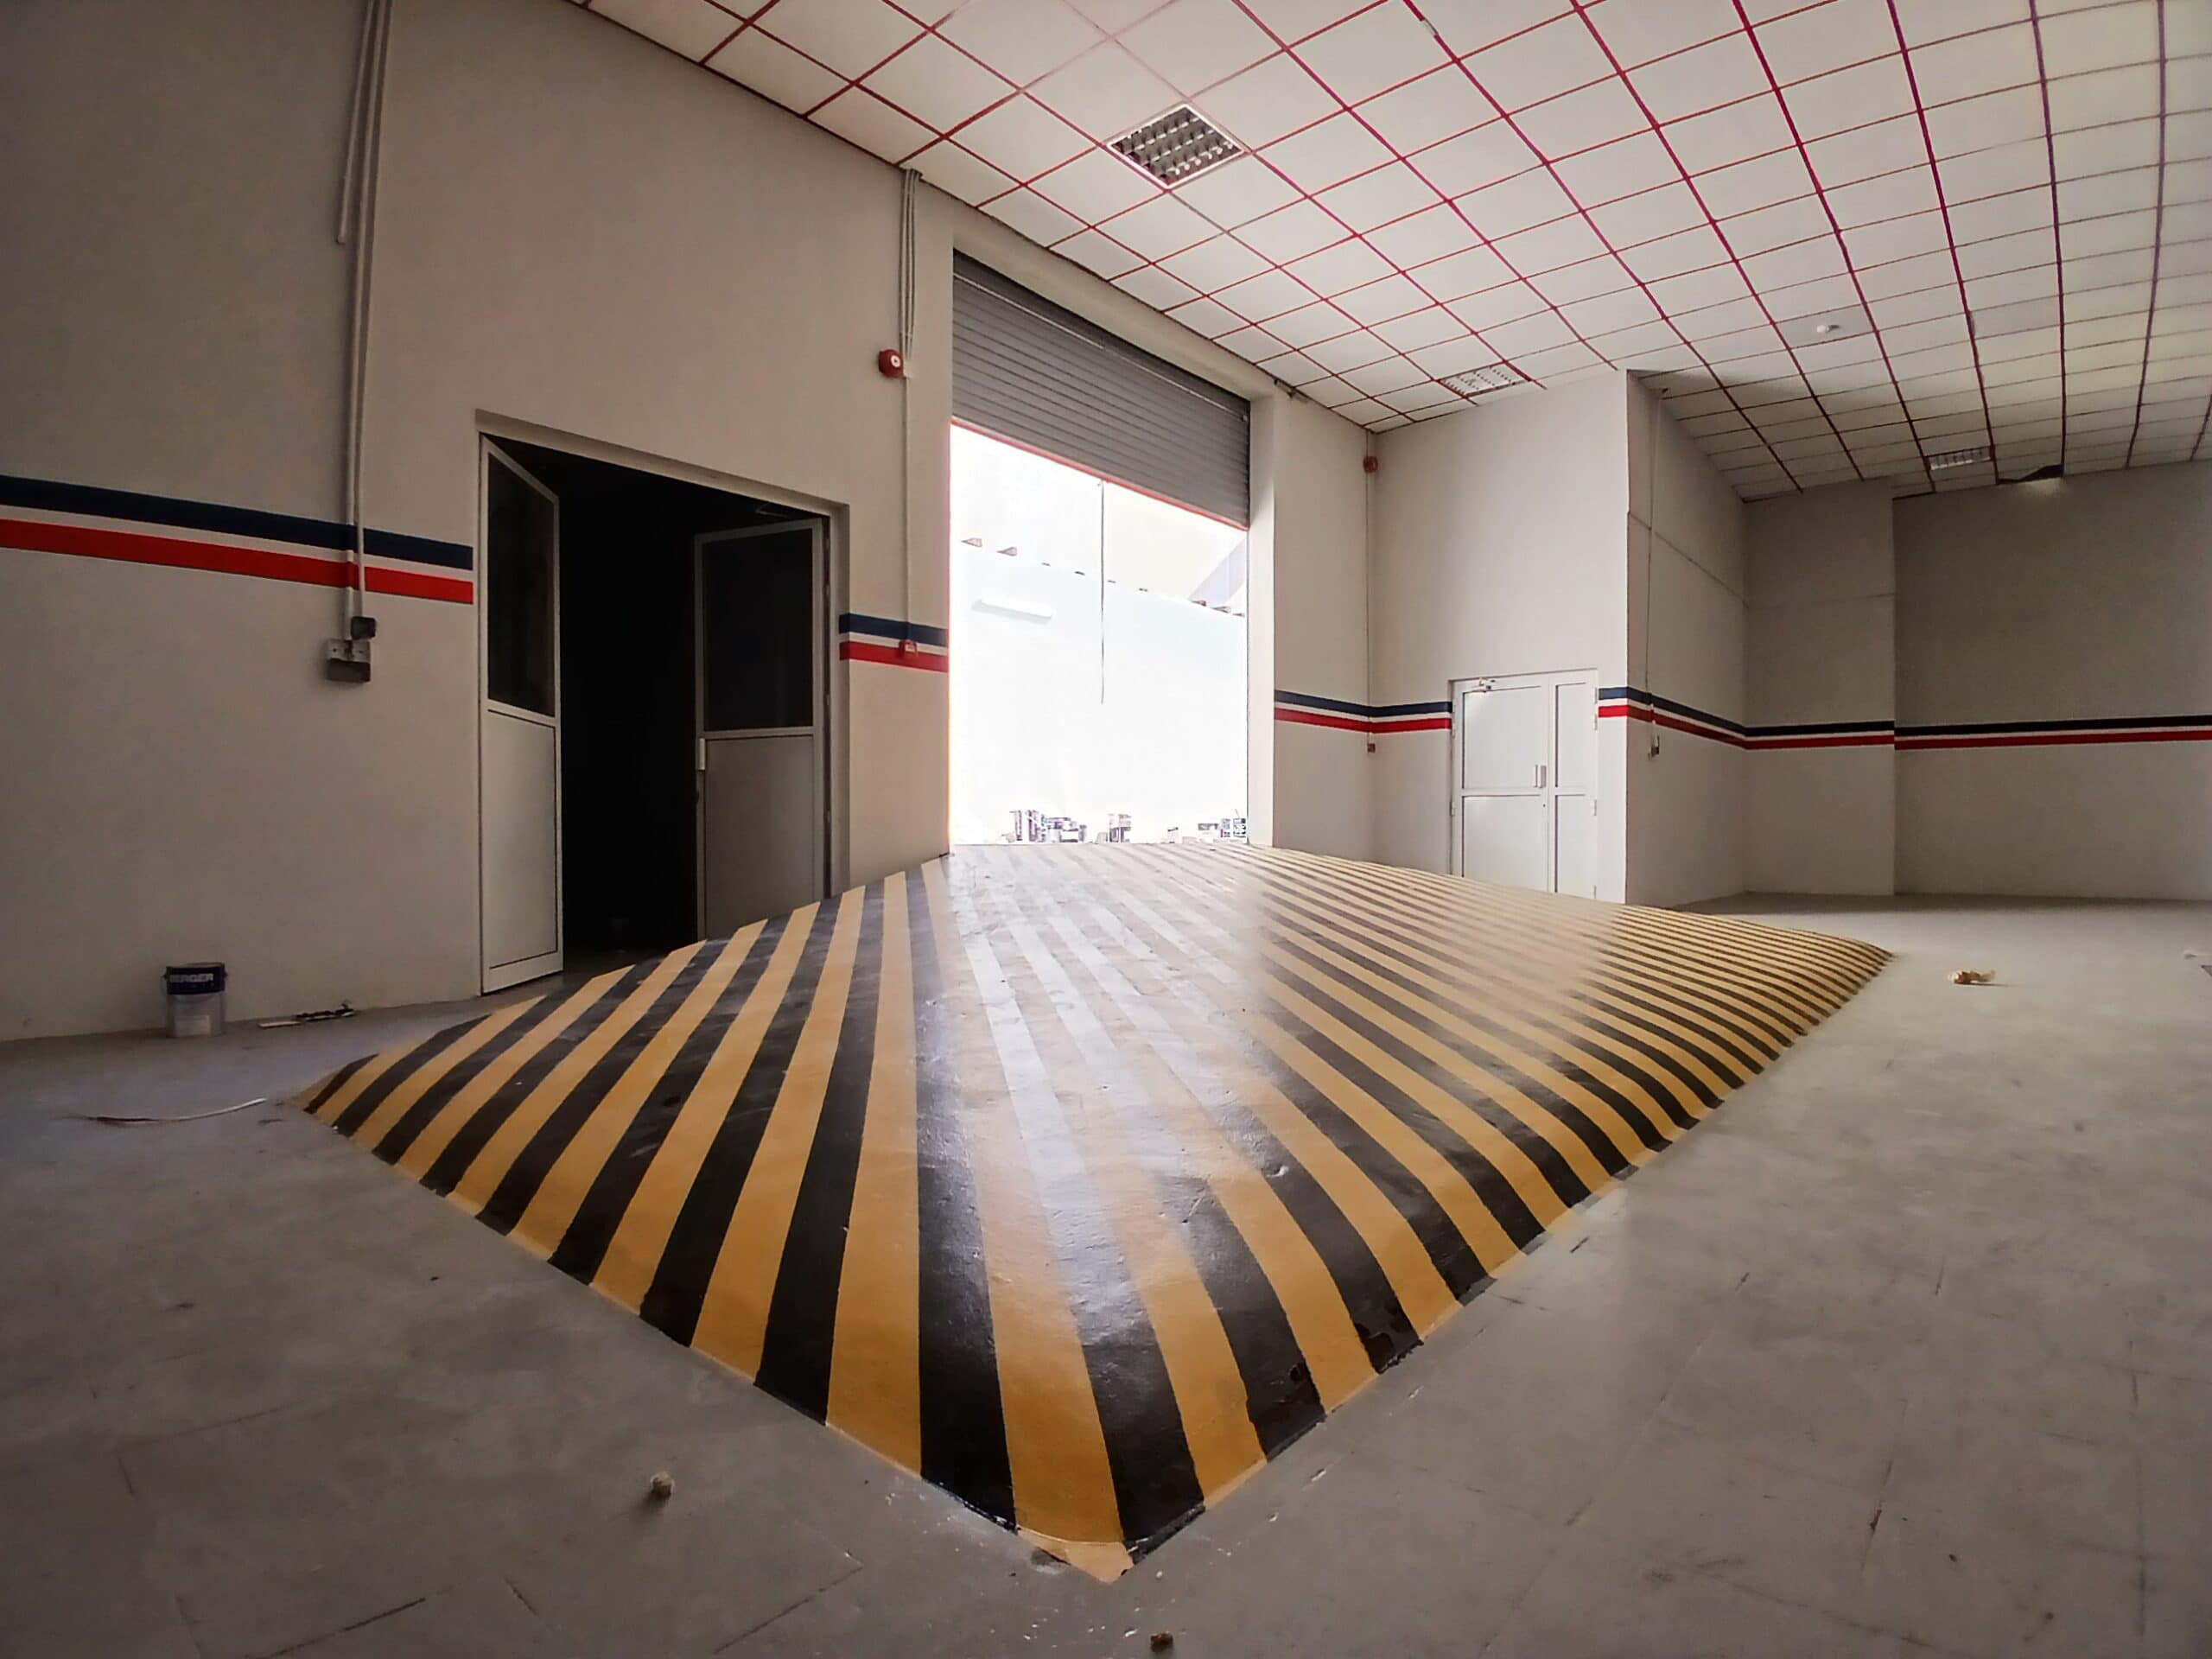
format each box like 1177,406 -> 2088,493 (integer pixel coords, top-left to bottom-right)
697,737 -> 708,772
1535,763 -> 1548,787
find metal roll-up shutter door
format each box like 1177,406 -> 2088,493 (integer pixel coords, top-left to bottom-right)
952,256 -> 1250,526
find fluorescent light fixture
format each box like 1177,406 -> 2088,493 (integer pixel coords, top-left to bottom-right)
1439,364 -> 1528,398
1925,445 -> 1993,470
1111,106 -> 1240,186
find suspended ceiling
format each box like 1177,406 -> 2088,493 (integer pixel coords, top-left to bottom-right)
577,0 -> 2212,497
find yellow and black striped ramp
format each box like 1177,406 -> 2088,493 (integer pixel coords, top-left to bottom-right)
296,844 -> 1885,1577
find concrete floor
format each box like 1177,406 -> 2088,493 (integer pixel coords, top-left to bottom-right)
2,896 -> 2207,1658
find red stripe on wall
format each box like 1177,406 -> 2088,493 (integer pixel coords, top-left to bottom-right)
1599,703 -> 1747,747
1898,729 -> 2212,750
1744,733 -> 1896,751
840,639 -> 949,672
1274,707 -> 1372,734
1369,716 -> 1452,734
2,515 -> 471,603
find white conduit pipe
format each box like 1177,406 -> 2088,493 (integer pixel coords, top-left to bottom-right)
898,168 -> 919,628
337,0 -> 394,629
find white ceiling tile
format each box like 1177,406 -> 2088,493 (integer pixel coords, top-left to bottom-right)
1088,191 -> 1211,259
1160,232 -> 1269,289
1054,226 -> 1145,279
1529,251 -> 1635,302
1446,279 -> 1554,331
1298,4 -> 1450,105
1306,328 -> 1398,372
1562,284 -> 1662,335
1754,0 -> 1895,86
1338,273 -> 1431,321
1416,124 -> 1541,196
1235,199 -> 1344,261
1908,23 -> 2039,106
1456,168 -> 1577,238
2061,211 -> 2156,259
983,188 -> 1084,244
1255,347 -> 1328,384
1693,149 -> 1815,219
594,0 -> 744,60
1895,0 -> 2028,48
1936,138 -> 2051,203
1741,236 -> 1847,288
1342,353 -> 1429,394
1032,45 -> 1180,140
956,96 -> 1090,176
1496,213 -> 1609,272
2058,167 -> 2160,221
1585,0 -> 1741,68
810,88 -> 933,162
1166,296 -> 1246,336
1678,296 -> 1768,338
1215,323 -> 1288,358
1287,237 -> 1395,296
1362,68 -> 1491,155
1032,149 -> 1160,219
1265,113 -> 1394,193
1236,0 -> 1373,43
1868,283 -> 1963,326
938,0 -> 1103,86
1962,264 -> 2056,308
1553,131 -> 1683,207
1318,163 -> 1440,232
2167,55 -> 2212,114
1195,53 -> 1338,149
1268,300 -> 1359,346
1629,35 -> 1770,125
1215,267 -> 1313,320
1856,248 -> 1955,297
2175,3 -> 2212,60
1767,272 -> 1859,315
1410,245 -> 1515,301
1955,225 -> 2054,278
1804,114 -> 1930,188
1121,0 -> 1276,95
1948,186 -> 2051,245
1372,305 -> 1470,350
1332,396 -> 1394,423
1724,194 -> 1831,256
1173,155 -> 1300,226
1115,264 -> 1202,308
706,28 -> 842,113
1826,166 -> 1939,228
908,141 -> 1017,205
2037,0 -> 2160,76
1590,318 -> 1683,357
1419,0 -> 1575,57
2166,157 -> 2212,203
1664,95 -> 1796,174
1782,56 -> 1915,141
1366,202 -> 1480,264
1840,208 -> 1951,267
1622,224 -> 1733,281
2069,248 -> 2158,291
1303,373 -> 1363,406
760,0 -> 921,79
1410,334 -> 1505,375
1519,340 -> 1606,378
1590,181 -> 1707,247
1485,308 -> 1580,353
1922,86 -> 2046,157
1515,78 -> 1650,157
2047,64 -> 2161,134
1462,15 -> 1614,110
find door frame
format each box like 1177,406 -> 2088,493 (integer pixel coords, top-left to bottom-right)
1447,667 -> 1599,894
692,519 -> 831,937
479,437 -> 564,992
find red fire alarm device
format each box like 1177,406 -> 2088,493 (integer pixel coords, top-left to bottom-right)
878,348 -> 906,378
1363,454 -> 1380,474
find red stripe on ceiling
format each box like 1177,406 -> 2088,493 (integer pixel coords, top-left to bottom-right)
1,517 -> 472,604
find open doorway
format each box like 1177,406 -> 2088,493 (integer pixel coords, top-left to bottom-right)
947,425 -> 1249,847
476,435 -> 829,990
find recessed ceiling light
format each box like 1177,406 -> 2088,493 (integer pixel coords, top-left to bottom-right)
1925,445 -> 1993,471
1110,106 -> 1240,187
1439,364 -> 1528,398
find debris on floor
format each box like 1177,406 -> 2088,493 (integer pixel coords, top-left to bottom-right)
257,1002 -> 357,1029
648,1471 -> 675,1503
86,1096 -> 268,1127
1949,969 -> 1996,985
1150,1634 -> 1175,1651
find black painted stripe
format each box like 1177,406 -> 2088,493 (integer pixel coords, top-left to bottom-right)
753,883 -> 886,1421
330,1017 -> 478,1136
368,988 -> 592,1164
304,1053 -> 372,1113
837,611 -> 949,648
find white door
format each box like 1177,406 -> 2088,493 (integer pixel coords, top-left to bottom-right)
480,442 -> 563,991
696,521 -> 827,937
1452,670 -> 1598,896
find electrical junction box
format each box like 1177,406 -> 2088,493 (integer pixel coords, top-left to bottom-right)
325,637 -> 372,683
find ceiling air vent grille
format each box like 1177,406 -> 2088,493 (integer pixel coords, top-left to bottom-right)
1926,445 -> 1993,471
1440,364 -> 1529,399
1112,105 -> 1241,186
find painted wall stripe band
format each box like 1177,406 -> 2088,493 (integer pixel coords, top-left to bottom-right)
1,514 -> 473,604
0,471 -> 473,569
1274,690 -> 1451,736
838,613 -> 950,673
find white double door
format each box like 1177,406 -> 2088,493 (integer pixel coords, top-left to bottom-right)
1451,669 -> 1597,898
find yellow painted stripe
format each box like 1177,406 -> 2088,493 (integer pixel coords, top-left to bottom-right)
826,872 -> 922,1471
591,908 -> 819,1310
311,1044 -> 407,1124
918,858 -> 1127,1574
690,893 -> 865,1378
507,925 -> 765,1260
444,943 -> 705,1215
389,967 -> 632,1180
347,999 -> 539,1148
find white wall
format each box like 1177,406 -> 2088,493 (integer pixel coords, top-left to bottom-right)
1744,483 -> 1897,895
1370,373 -> 1630,889
1623,378 -> 1747,907
1896,465 -> 2212,899
0,0 -> 1369,1036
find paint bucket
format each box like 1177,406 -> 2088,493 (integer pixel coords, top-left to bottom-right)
163,963 -> 226,1039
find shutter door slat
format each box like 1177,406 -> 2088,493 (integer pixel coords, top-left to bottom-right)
952,257 -> 1251,525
